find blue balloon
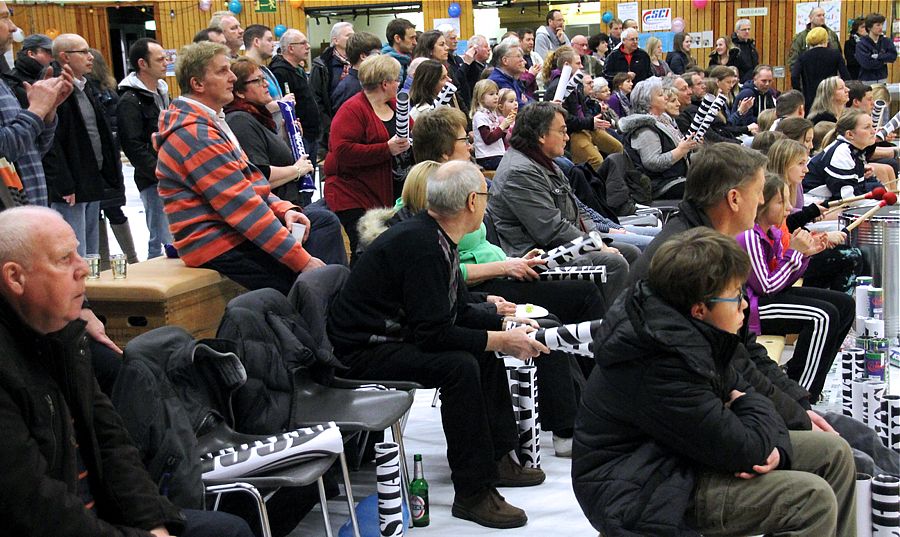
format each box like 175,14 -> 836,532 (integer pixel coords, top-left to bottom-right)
274,24 -> 287,38
338,494 -> 411,537
228,0 -> 242,15
447,2 -> 461,18
602,11 -> 614,24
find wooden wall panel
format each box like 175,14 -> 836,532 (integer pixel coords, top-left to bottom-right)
8,0 -> 895,95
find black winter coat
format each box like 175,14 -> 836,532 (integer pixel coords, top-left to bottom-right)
604,48 -> 652,84
627,200 -> 814,429
0,300 -> 185,536
572,282 -> 792,536
791,47 -> 850,112
42,75 -> 123,203
707,48 -> 742,72
665,50 -> 692,74
2,53 -> 45,108
269,54 -> 321,141
117,84 -> 164,192
730,33 -> 759,82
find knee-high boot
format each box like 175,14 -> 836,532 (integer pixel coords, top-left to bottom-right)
111,221 -> 140,264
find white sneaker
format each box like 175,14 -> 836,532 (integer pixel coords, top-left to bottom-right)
552,434 -> 572,458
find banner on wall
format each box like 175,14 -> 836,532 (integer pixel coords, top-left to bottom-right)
689,31 -> 714,49
795,1 -> 841,38
639,31 -> 674,52
617,2 -> 639,24
641,8 -> 672,32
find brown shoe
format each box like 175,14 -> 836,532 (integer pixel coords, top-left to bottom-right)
452,487 -> 527,529
495,453 -> 546,487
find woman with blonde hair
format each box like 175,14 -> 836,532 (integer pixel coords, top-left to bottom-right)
807,76 -> 849,124
791,27 -> 850,112
645,36 -> 671,77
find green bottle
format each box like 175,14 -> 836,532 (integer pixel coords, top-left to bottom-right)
409,454 -> 430,527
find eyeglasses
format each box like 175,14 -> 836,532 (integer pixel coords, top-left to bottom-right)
473,191 -> 493,199
244,76 -> 268,87
65,50 -> 92,55
456,135 -> 474,144
708,290 -> 745,307
290,41 -> 309,46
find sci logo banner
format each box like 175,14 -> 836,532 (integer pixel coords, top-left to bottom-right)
642,8 -> 672,32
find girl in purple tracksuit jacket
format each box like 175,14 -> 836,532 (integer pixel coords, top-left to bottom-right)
736,173 -> 854,400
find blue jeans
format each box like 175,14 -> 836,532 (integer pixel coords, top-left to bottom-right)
139,185 -> 173,259
602,225 -> 660,251
52,200 -> 100,256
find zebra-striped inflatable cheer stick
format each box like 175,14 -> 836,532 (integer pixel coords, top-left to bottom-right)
530,320 -> 603,358
434,80 -> 457,107
872,99 -> 887,128
396,91 -> 410,141
687,92 -> 717,136
375,442 -> 404,536
277,100 -> 316,193
201,422 -> 342,479
552,64 -> 573,102
872,474 -> 900,535
692,92 -> 728,141
562,69 -> 584,101
876,110 -> 900,141
532,231 -> 606,273
513,365 -> 541,469
538,266 -> 608,283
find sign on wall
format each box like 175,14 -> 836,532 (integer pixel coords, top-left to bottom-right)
255,0 -> 276,13
641,8 -> 672,32
737,7 -> 768,17
617,2 -> 639,25
795,1 -> 841,38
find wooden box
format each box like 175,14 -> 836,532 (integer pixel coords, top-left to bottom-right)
86,257 -> 245,348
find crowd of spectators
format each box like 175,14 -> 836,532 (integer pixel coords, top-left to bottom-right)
0,1 -> 897,535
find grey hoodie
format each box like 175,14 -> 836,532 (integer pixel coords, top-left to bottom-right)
118,71 -> 169,111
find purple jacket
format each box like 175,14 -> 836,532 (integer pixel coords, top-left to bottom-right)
736,223 -> 809,333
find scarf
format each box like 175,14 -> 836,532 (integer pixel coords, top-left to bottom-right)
224,96 -> 276,133
521,145 -> 557,173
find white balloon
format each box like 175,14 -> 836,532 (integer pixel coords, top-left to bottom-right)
199,0 -> 212,11
12,29 -> 24,43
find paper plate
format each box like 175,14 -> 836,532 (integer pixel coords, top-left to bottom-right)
515,304 -> 549,318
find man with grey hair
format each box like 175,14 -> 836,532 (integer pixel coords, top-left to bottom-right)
603,28 -> 651,83
458,33 -> 490,96
310,21 -> 353,151
488,39 -> 532,105
44,33 -> 122,257
730,18 -> 759,82
788,6 -> 840,69
328,160 -> 548,529
209,11 -> 243,57
270,28 -> 320,172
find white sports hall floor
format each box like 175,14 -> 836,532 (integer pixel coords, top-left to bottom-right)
112,164 -> 896,537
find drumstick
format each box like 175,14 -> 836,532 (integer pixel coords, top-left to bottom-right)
841,192 -> 898,233
822,187 -> 885,208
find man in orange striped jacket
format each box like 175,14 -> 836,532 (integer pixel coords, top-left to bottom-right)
154,41 -> 326,294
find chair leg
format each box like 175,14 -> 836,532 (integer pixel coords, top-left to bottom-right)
391,421 -> 413,528
206,482 -> 273,537
431,388 -> 441,407
339,451 -> 362,537
317,477 -> 334,537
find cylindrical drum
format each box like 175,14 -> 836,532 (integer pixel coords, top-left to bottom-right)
840,205 -> 900,343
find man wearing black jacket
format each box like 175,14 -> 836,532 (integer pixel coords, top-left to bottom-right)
603,28 -> 651,84
270,29 -> 321,169
328,161 -> 548,530
3,33 -> 54,107
574,227 -> 855,536
117,38 -> 172,259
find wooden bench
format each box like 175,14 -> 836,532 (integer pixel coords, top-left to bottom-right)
86,257 -> 245,348
758,335 -> 787,365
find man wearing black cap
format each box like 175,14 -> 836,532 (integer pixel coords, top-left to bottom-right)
3,33 -> 53,107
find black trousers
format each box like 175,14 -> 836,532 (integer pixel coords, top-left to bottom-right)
476,278 -> 607,324
757,286 -> 854,400
341,343 -> 518,496
335,208 -> 366,264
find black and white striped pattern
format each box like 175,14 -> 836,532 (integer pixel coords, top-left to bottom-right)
562,70 -> 584,101
537,266 -> 608,283
533,232 -> 606,273
872,474 -> 900,536
876,110 -> 900,141
880,395 -> 900,452
395,92 -> 410,140
375,441 -> 404,536
691,92 -> 728,141
758,302 -> 830,392
687,92 -> 717,134
858,473 -> 873,537
853,378 -> 869,423
866,380 -> 886,431
873,100 -> 887,129
434,81 -> 457,107
512,365 -> 541,469
201,422 -> 342,480
843,348 -> 867,381
531,320 -> 603,358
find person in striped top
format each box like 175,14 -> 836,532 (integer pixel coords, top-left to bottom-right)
154,41 -> 326,294
736,173 -> 853,400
